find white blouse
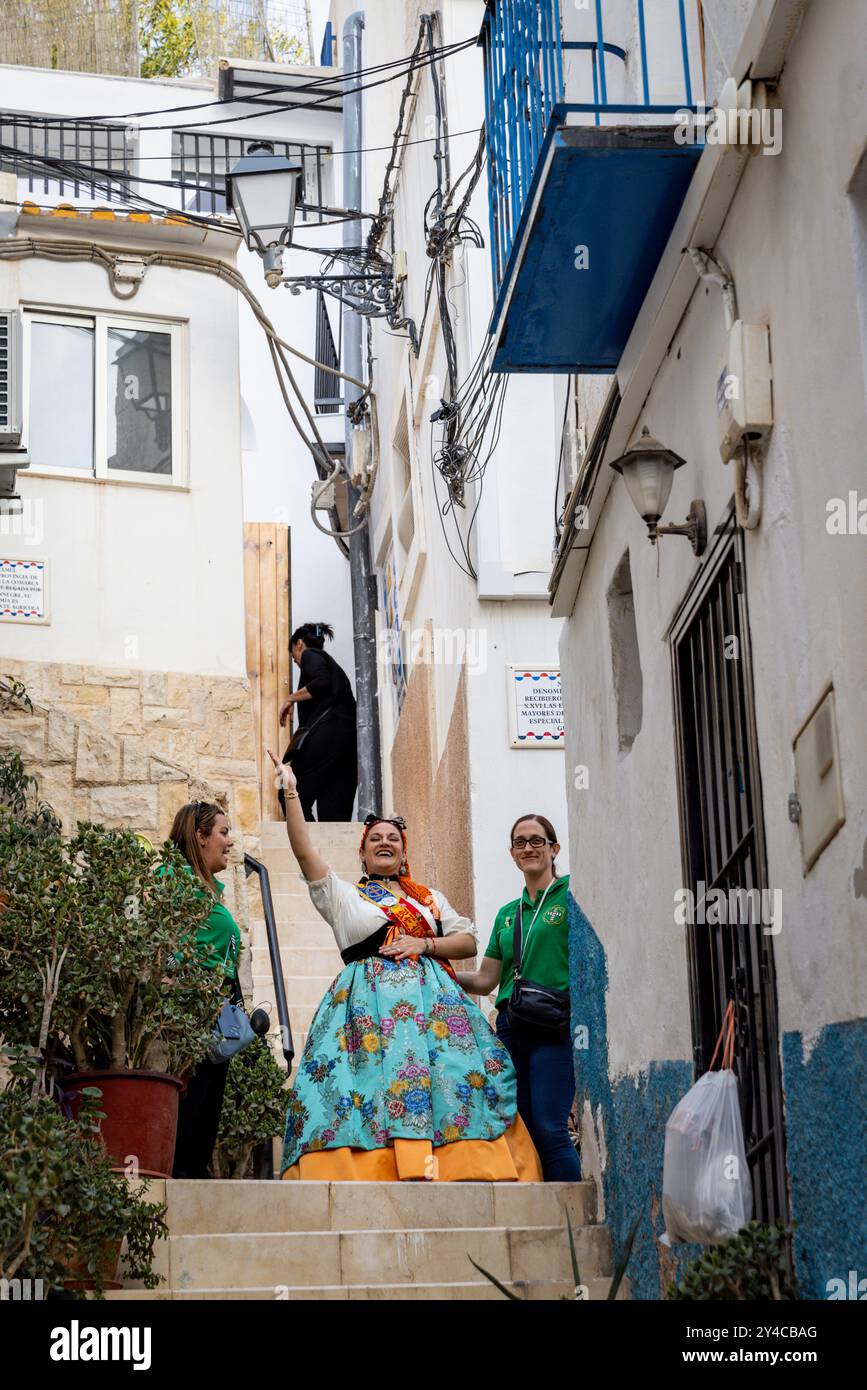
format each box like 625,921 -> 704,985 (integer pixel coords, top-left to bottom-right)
304,870 -> 477,955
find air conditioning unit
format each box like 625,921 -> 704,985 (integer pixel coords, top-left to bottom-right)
0,310 -> 23,447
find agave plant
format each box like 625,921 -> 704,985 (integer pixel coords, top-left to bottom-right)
468,1203 -> 642,1301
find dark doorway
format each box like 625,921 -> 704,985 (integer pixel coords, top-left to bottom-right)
670,510 -> 788,1225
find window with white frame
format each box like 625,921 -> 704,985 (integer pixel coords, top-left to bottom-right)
24,311 -> 185,484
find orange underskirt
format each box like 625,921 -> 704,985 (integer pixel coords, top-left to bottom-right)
282,1114 -> 542,1182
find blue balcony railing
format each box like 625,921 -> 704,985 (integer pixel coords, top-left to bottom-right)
481,0 -> 700,303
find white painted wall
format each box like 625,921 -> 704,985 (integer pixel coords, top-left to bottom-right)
326,0 -> 569,919
0,61 -> 355,687
558,0 -> 867,1073
0,223 -> 248,678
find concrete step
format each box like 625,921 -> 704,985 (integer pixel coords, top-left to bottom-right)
250,922 -> 337,951
163,1180 -> 597,1235
169,1223 -> 611,1289
261,822 -> 364,850
252,945 -> 343,977
254,974 -> 336,1007
109,1278 -> 622,1301
261,845 -> 361,878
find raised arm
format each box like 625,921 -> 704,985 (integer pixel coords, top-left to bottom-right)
267,750 -> 329,882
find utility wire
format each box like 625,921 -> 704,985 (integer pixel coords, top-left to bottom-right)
1,39 -> 478,137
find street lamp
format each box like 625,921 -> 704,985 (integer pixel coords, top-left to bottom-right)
610,426 -> 706,556
226,141 -> 303,288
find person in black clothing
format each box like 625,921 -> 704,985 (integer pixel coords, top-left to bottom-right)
278,622 -> 357,821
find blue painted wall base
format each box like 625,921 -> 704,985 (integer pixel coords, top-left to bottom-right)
570,891 -> 867,1300
781,1021 -> 867,1300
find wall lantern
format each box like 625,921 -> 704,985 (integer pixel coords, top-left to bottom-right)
226,141 -> 303,288
610,426 -> 706,556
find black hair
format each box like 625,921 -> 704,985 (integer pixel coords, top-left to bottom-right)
290,622 -> 334,651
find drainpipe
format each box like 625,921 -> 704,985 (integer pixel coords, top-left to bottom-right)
343,9 -> 383,818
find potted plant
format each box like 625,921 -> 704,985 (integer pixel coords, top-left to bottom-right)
212,1037 -> 289,1179
0,1051 -> 168,1297
0,745 -> 223,1178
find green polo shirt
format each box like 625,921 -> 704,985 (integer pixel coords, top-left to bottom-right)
484,874 -> 570,1009
164,864 -> 241,978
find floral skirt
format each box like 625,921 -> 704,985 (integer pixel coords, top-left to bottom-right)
281,954 -> 541,1181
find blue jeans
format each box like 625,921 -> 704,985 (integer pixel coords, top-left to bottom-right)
496,1008 -> 582,1182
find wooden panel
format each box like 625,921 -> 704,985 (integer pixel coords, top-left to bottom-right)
243,524 -> 263,816
243,523 -> 291,822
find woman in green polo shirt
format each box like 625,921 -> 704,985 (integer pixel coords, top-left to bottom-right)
455,813 -> 580,1182
169,801 -> 241,1179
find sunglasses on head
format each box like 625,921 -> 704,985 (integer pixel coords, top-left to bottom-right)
363,813 -> 407,832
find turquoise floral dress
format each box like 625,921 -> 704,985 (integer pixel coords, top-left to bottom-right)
280,872 -> 518,1172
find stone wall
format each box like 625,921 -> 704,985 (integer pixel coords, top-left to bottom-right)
0,658 -> 262,983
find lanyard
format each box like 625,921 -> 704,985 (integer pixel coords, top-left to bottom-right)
516,877 -> 555,970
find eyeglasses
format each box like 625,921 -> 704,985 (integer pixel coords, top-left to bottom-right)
363,813 -> 407,832
511,835 -> 553,850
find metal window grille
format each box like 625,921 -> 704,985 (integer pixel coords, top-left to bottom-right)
172,131 -> 330,219
0,112 -> 132,202
313,290 -> 341,414
671,518 -> 788,1227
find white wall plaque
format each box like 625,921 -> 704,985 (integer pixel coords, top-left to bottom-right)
508,665 -> 565,748
0,558 -> 49,624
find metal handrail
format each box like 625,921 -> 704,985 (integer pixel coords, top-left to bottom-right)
244,852 -> 294,1076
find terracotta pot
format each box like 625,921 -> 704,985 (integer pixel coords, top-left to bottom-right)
63,1238 -> 124,1292
64,1070 -> 183,1178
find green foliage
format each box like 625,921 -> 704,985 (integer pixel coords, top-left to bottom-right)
139,0 -> 197,78
0,1055 -> 167,1295
138,1 -> 309,80
213,1037 -> 288,1178
0,812 -> 222,1077
0,749 -> 62,840
664,1221 -> 799,1300
0,676 -> 32,714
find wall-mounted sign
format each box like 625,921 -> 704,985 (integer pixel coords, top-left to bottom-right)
0,558 -> 49,624
508,665 -> 564,748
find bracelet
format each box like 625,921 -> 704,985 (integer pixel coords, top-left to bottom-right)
428,938 -> 436,957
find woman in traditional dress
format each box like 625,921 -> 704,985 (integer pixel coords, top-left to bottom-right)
267,751 -> 541,1182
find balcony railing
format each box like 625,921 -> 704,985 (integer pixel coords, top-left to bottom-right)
172,131 -> 332,219
481,0 -> 700,299
313,289 -> 342,414
0,112 -> 132,203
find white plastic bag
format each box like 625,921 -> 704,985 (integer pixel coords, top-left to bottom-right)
661,1067 -> 753,1245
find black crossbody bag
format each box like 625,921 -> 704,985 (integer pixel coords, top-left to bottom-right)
507,897 -> 571,1038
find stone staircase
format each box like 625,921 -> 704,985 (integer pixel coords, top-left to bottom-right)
110,820 -> 622,1300
247,819 -> 360,1068
112,1177 -> 617,1299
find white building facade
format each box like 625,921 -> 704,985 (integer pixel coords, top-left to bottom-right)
507,0 -> 867,1299
326,0 -> 569,936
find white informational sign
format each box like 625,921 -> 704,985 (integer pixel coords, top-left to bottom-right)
508,665 -> 565,748
0,558 -> 49,624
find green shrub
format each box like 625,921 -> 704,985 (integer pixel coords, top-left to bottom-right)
213,1039 -> 288,1178
0,1055 -> 167,1296
664,1221 -> 799,1300
0,800 -> 223,1079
